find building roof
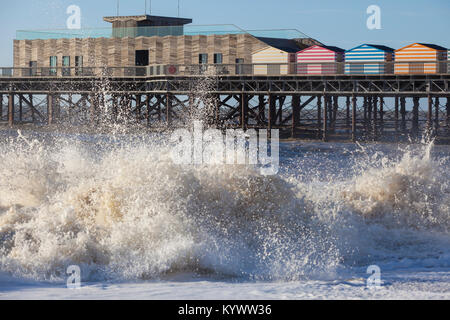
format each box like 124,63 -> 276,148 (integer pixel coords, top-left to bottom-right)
103,15 -> 192,26
346,44 -> 395,53
321,45 -> 346,53
255,37 -> 301,53
417,43 -> 447,51
395,42 -> 448,52
298,45 -> 345,54
365,44 -> 395,52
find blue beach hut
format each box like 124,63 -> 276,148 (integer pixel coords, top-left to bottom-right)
345,44 -> 395,75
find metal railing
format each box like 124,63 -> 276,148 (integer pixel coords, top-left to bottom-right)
1,61 -> 449,78
16,25 -> 309,40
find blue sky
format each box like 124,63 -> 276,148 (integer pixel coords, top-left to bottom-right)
1,0 -> 449,66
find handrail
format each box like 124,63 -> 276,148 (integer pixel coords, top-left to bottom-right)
1,61 -> 448,78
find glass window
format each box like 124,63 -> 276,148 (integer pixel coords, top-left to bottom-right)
75,56 -> 83,76
62,56 -> 70,66
49,56 -> 57,76
214,53 -> 223,64
29,61 -> 37,76
199,53 -> 208,64
236,58 -> 244,75
62,56 -> 71,76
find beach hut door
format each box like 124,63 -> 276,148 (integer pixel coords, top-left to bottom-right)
268,64 -> 280,75
410,62 -> 424,74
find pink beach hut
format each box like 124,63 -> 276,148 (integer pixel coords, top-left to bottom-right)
297,45 -> 345,75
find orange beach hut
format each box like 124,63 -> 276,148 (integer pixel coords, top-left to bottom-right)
395,43 -> 447,74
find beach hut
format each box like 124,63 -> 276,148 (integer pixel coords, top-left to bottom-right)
345,44 -> 395,75
297,45 -> 345,75
448,50 -> 450,74
252,38 -> 299,75
394,43 -> 447,74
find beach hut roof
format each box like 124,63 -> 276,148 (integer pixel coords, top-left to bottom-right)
255,37 -> 301,53
395,43 -> 447,52
297,45 -> 345,54
346,44 -> 395,53
322,45 -> 346,53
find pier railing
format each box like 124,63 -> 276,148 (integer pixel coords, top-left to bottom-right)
1,61 -> 449,78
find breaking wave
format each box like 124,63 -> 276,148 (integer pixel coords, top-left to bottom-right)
0,131 -> 449,283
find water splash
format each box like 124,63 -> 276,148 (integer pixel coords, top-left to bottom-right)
0,133 -> 448,282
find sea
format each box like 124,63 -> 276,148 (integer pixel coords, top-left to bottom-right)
0,127 -> 449,300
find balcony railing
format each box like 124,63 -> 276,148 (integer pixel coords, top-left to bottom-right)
1,62 -> 449,78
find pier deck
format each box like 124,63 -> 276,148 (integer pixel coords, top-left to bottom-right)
1,73 -> 449,142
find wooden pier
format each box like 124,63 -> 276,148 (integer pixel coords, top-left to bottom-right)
1,73 -> 449,142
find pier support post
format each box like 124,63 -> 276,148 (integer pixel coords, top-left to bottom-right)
317,95 -> 322,139
268,94 -> 275,138
332,96 -> 338,132
54,95 -> 60,123
352,95 -> 357,142
112,95 -> 118,122
145,95 -> 151,127
215,94 -> 220,127
427,94 -> 433,135
379,96 -> 384,135
88,94 -> 96,125
8,93 -> 14,126
373,96 -> 378,141
363,97 -> 368,134
241,93 -> 248,130
394,96 -> 399,133
447,97 -> 450,129
412,97 -> 420,137
400,97 -> 407,133
367,96 -> 373,135
48,94 -> 54,125
30,94 -> 35,123
19,95 -> 23,123
323,94 -> 328,142
346,96 -> 351,133
257,95 -> 265,126
291,94 -> 300,138
189,94 -> 195,120
136,95 -> 142,123
434,97 -> 439,133
166,93 -> 172,127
